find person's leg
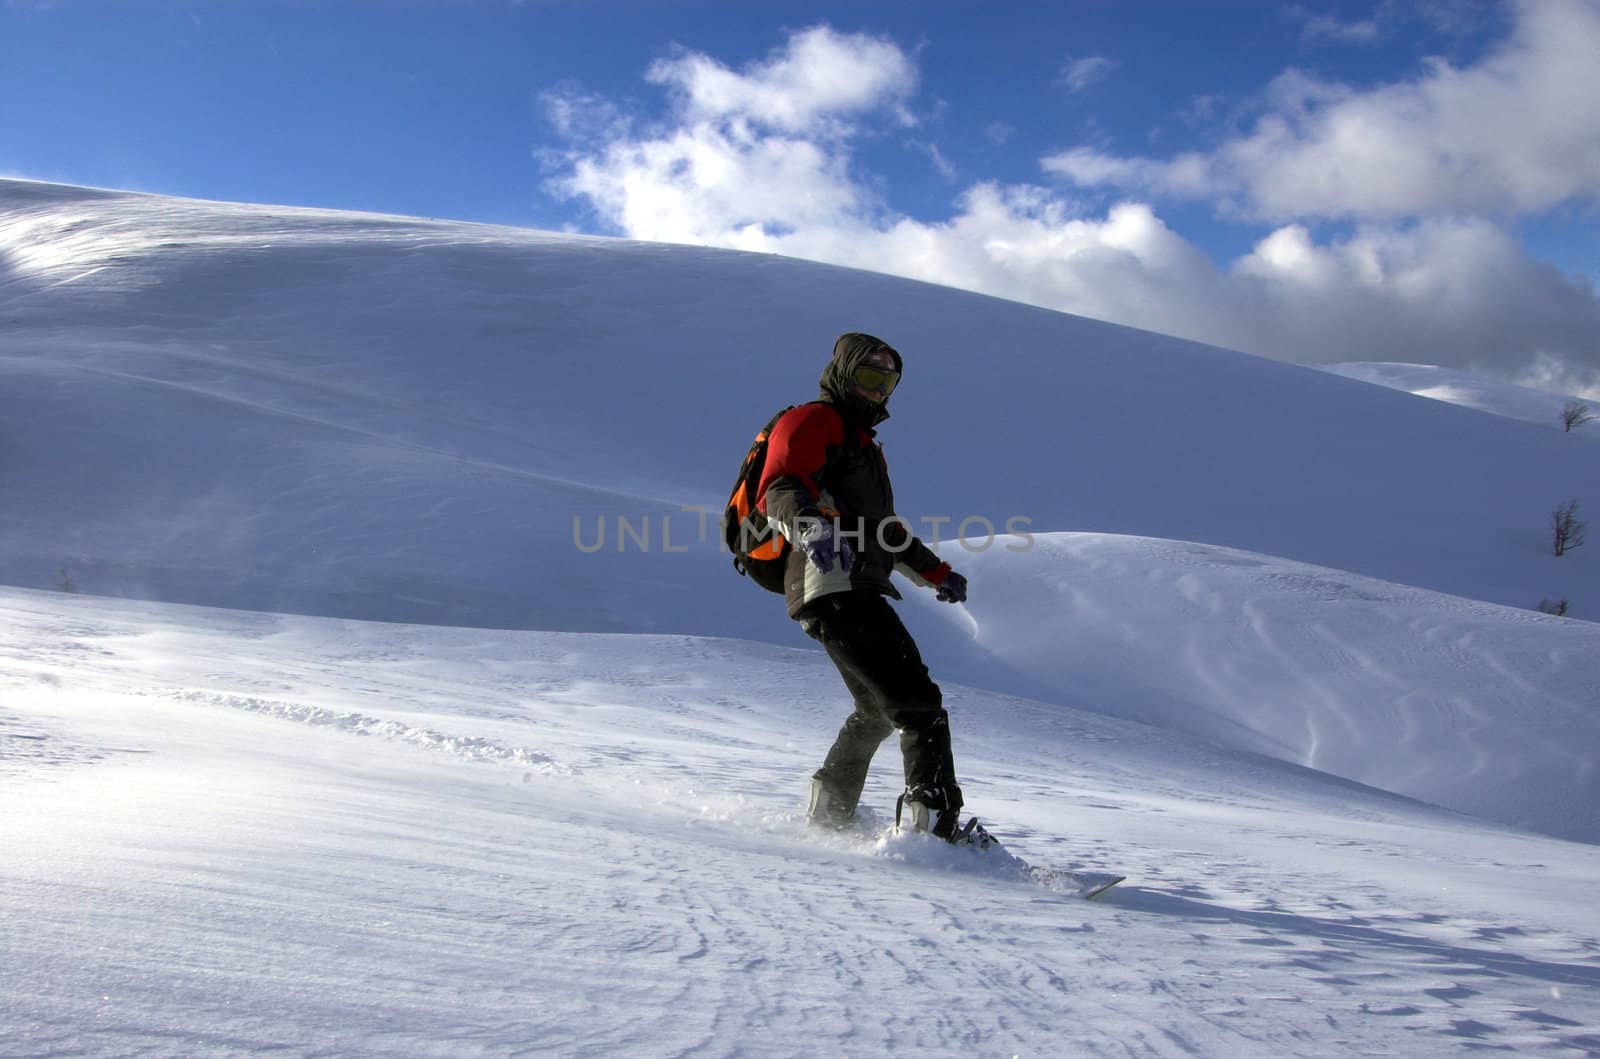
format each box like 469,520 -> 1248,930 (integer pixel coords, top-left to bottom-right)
807,594 -> 962,824
803,610 -> 893,821
810,663 -> 894,818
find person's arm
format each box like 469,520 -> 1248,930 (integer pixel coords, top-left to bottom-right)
883,521 -> 968,603
757,403 -> 845,543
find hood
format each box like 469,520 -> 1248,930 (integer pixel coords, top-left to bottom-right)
819,332 -> 902,428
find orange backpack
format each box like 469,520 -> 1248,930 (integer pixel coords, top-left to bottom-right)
720,405 -> 798,593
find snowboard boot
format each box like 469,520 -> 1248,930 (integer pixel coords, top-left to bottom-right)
806,776 -> 858,830
896,785 -> 996,849
896,785 -> 961,841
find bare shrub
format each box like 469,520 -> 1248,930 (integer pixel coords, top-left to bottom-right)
1552,500 -> 1587,557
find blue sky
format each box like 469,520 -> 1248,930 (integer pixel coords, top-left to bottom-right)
5,1 -> 1599,390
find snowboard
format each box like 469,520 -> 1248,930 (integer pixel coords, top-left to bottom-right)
819,810 -> 1126,900
1025,866 -> 1126,900
960,819 -> 1125,899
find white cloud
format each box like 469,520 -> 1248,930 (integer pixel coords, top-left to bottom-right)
983,122 -> 1016,146
1046,0 -> 1600,221
1291,6 -> 1384,45
547,26 -> 918,248
560,129 -> 869,251
544,19 -> 1600,395
1226,219 -> 1600,388
915,140 -> 959,182
1059,56 -> 1116,93
1045,147 -> 1217,199
645,25 -> 917,134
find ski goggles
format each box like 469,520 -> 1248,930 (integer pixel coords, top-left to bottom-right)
852,363 -> 900,396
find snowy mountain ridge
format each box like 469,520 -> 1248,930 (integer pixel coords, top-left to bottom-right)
2,178 -> 1594,629
1322,361 -> 1600,436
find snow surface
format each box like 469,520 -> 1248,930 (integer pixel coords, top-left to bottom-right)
4,180 -> 1600,1055
5,587 -> 1600,1057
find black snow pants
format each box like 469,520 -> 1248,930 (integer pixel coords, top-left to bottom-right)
801,591 -> 962,815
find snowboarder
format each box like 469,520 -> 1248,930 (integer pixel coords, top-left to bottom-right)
756,332 -> 973,840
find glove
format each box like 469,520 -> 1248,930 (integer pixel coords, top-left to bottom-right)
934,570 -> 968,604
799,520 -> 853,575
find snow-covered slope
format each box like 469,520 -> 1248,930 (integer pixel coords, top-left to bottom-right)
1323,362 -> 1600,436
2,179 -> 1594,637
5,587 -> 1600,1058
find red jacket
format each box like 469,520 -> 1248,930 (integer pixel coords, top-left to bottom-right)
758,399 -> 950,619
